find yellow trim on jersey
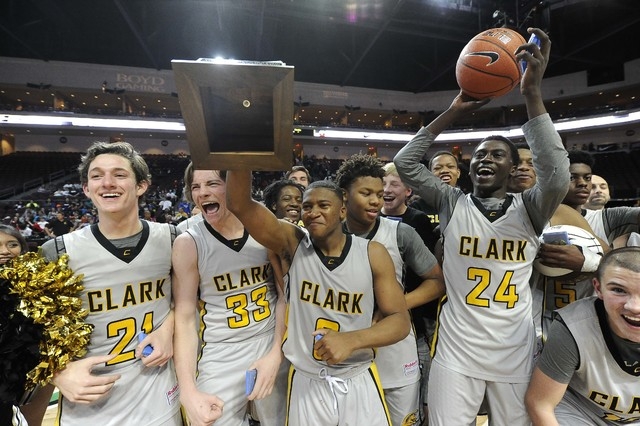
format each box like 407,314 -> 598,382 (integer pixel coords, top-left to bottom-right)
369,362 -> 393,426
285,364 -> 295,426
430,294 -> 447,359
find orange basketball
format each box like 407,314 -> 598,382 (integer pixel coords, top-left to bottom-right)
455,28 -> 526,100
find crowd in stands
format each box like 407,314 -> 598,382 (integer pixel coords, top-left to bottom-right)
3,143 -> 640,254
0,153 -> 351,249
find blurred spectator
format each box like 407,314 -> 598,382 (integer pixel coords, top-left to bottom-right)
76,213 -> 95,230
174,207 -> 189,223
583,174 -> 610,210
44,212 -> 75,238
159,196 -> 173,212
285,165 -> 311,188
17,221 -> 32,238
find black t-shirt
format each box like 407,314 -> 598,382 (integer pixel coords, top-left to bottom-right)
46,218 -> 73,236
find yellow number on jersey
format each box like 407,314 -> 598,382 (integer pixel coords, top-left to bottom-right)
466,268 -> 490,307
106,312 -> 153,366
313,318 -> 340,361
553,280 -> 576,309
466,268 -> 518,309
225,284 -> 272,328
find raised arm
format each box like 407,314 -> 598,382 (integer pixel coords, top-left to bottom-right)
517,27 -> 550,120
394,93 -> 487,208
226,170 -> 301,259
519,28 -> 570,232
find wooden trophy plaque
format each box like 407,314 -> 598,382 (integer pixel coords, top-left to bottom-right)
172,59 -> 294,171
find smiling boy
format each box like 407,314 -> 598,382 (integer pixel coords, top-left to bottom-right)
526,247 -> 640,425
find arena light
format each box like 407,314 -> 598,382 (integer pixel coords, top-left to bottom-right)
1,113 -> 185,132
2,108 -> 639,141
311,109 -> 640,143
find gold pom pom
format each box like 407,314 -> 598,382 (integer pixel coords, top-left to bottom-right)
0,252 -> 93,390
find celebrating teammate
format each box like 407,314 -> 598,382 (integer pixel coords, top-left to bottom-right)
562,151 -> 640,245
505,144 -> 606,345
172,164 -> 286,426
526,247 -> 640,424
262,178 -> 305,223
41,141 -> 182,425
335,154 -> 444,426
394,28 -> 570,425
226,171 -> 410,426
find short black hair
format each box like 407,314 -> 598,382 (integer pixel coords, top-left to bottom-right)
568,150 -> 595,168
475,135 -> 520,165
334,154 -> 385,190
428,151 -> 459,170
263,179 -> 305,212
306,180 -> 345,203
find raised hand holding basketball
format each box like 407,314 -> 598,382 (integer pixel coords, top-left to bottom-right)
456,27 -> 525,99
516,28 -> 550,96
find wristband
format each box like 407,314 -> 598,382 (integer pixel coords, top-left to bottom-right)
581,247 -> 602,273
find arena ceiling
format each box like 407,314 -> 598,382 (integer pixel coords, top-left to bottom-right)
0,0 -> 638,94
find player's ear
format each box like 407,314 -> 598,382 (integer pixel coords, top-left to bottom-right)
593,277 -> 603,299
136,180 -> 149,196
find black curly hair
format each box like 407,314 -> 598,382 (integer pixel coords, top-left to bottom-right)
263,179 -> 305,213
568,150 -> 595,168
334,154 -> 385,190
475,135 -> 520,165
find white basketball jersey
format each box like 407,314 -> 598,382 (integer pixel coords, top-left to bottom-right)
435,194 -> 539,382
559,297 -> 640,424
583,209 -> 607,242
176,212 -> 203,232
57,221 -> 180,425
187,220 -> 277,344
283,234 -> 376,376
537,274 -> 594,341
370,217 -> 420,388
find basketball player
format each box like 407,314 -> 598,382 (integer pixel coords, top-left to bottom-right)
562,151 -> 640,245
41,141 -> 183,425
172,164 -> 286,426
506,144 -> 607,344
507,144 -> 536,193
176,208 -> 202,231
226,171 -> 411,426
381,162 -> 441,425
410,151 -> 461,226
394,28 -> 570,425
335,154 -> 444,426
526,247 -> 640,425
262,179 -> 305,223
583,174 -> 610,210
